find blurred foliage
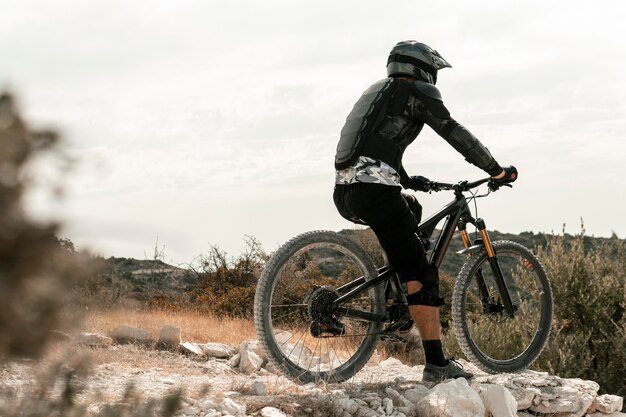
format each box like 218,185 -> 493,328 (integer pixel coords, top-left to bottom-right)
0,92 -> 182,416
0,92 -> 81,360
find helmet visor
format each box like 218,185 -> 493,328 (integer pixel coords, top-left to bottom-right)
431,49 -> 452,70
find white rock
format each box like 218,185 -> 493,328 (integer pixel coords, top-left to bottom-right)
252,380 -> 266,396
240,340 -> 268,365
529,385 -> 595,416
379,357 -> 403,367
198,399 -> 218,412
202,412 -> 221,417
385,388 -> 409,407
239,342 -> 263,374
479,384 -> 517,417
219,398 -> 246,417
180,342 -> 204,355
587,412 -> 626,417
508,386 -> 541,410
76,332 -> 112,347
416,378 -> 485,417
111,325 -> 153,345
334,398 -> 359,414
383,397 -> 393,415
183,406 -> 199,416
157,325 -> 182,348
200,342 -> 235,358
592,394 -> 624,414
260,407 -> 287,417
228,353 -> 241,367
403,385 -> 430,403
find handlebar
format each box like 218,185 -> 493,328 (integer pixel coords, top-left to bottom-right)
424,177 -> 511,193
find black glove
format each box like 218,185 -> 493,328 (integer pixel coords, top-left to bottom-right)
408,175 -> 432,192
489,166 -> 518,191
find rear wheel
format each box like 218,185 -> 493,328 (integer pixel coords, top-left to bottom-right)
452,240 -> 553,373
254,230 -> 384,383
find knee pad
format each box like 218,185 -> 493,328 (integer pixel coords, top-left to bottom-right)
406,263 -> 444,307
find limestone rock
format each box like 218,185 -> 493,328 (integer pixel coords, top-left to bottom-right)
587,412 -> 626,417
198,399 -> 218,412
241,340 -> 268,365
111,326 -> 153,346
180,341 -> 204,356
403,385 -> 429,403
218,398 -> 246,417
199,342 -> 235,358
261,407 -> 287,417
157,325 -> 181,350
228,353 -> 241,367
416,378 -> 484,417
335,397 -> 360,414
251,380 -> 266,396
379,357 -> 403,367
76,332 -> 113,347
528,378 -> 598,417
478,384 -> 517,417
509,386 -> 541,410
239,342 -> 263,373
592,394 -> 624,414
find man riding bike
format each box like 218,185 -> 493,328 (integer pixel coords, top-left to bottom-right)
333,40 -> 517,382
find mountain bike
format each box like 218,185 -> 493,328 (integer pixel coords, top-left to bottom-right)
253,177 -> 553,383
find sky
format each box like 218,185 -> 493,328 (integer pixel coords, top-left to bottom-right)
2,0 -> 626,264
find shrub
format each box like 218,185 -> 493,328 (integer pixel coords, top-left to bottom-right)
0,92 -> 80,359
0,92 -> 183,416
535,230 -> 625,396
158,236 -> 268,318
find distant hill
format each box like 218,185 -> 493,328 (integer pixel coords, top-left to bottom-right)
339,228 -> 621,279
98,230 -> 620,295
100,257 -> 198,297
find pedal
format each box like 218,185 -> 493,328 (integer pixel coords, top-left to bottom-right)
379,332 -> 407,343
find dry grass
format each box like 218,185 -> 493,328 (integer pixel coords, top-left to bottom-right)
82,308 -> 257,347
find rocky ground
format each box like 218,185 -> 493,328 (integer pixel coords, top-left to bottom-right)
0,326 -> 624,417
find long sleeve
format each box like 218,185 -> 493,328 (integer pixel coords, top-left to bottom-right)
411,83 -> 502,177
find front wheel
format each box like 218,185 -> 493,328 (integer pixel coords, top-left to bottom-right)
254,230 -> 384,383
452,240 -> 553,373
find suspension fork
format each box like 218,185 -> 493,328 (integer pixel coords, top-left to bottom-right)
475,219 -> 516,318
459,223 -> 493,310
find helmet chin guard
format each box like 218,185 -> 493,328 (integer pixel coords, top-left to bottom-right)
386,41 -> 451,84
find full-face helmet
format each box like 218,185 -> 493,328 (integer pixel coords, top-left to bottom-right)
386,41 -> 451,84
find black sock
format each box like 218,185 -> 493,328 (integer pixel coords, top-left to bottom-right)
422,339 -> 448,367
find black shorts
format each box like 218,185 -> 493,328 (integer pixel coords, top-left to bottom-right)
333,183 -> 428,282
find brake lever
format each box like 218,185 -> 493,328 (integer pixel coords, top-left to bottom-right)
427,182 -> 441,193
488,181 -> 513,192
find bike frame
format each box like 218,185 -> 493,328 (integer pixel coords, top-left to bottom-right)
328,180 -> 516,323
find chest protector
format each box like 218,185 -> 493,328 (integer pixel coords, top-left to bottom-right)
335,78 -> 413,170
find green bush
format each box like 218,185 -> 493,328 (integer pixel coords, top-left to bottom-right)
535,231 -> 625,396
164,236 -> 268,318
